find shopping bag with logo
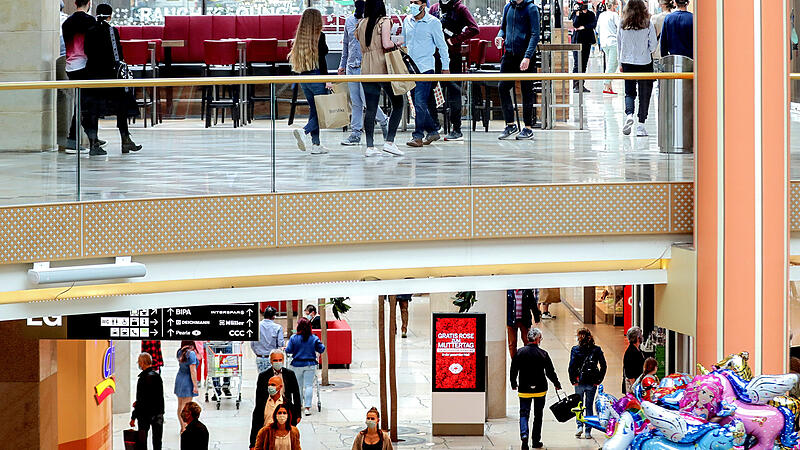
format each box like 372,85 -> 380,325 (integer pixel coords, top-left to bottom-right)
385,48 -> 416,96
315,89 -> 351,129
123,428 -> 139,450
549,390 -> 582,422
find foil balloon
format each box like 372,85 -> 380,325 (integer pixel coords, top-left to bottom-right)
629,418 -> 746,450
602,411 -> 637,450
640,401 -> 720,443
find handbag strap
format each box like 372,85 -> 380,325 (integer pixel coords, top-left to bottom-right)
108,25 -> 121,63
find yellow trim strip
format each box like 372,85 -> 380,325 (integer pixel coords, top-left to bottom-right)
0,259 -> 663,304
0,72 -> 693,91
518,392 -> 547,398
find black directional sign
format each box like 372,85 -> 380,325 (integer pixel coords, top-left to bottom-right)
62,303 -> 258,341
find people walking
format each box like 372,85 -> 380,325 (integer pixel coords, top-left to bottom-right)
660,0 -> 693,58
402,0 -> 450,148
290,8 -> 330,155
62,0 -> 97,153
338,0 -> 390,146
623,326 -> 645,393
510,328 -> 563,450
179,402 -> 209,450
597,0 -> 620,94
396,295 -> 411,338
351,407 -> 393,450
506,289 -> 541,359
429,0 -> 479,141
355,0 -> 405,157
495,0 -> 540,140
568,328 -> 607,440
651,0 -> 674,62
570,0 -> 597,93
616,0 -> 657,137
251,306 -> 285,374
130,352 -> 164,450
250,350 -> 302,449
174,341 -> 199,432
254,404 -> 302,450
286,317 -> 326,416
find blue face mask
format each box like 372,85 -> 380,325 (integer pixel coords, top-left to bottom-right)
409,3 -> 422,16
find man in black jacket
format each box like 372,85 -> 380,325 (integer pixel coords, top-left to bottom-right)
130,353 -> 165,450
510,328 -> 562,450
180,402 -> 208,450
570,0 -> 597,92
506,289 -> 541,358
249,350 -> 302,448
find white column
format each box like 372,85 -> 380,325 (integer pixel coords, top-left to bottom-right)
472,290 -> 507,419
112,340 -> 134,414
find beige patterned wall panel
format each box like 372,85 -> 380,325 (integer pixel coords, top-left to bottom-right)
0,204 -> 82,263
670,182 -> 694,233
83,195 -> 276,257
472,184 -> 672,238
792,182 -> 800,231
277,188 -> 471,246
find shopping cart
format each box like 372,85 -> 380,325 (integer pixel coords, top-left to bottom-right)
204,341 -> 243,410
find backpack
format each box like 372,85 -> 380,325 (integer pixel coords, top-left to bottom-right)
578,347 -> 601,385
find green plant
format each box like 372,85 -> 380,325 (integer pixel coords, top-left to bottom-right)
452,291 -> 476,313
327,297 -> 351,320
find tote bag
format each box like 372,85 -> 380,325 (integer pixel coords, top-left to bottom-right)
315,89 -> 351,129
385,49 -> 416,96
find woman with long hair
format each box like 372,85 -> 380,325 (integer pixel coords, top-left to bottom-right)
286,317 -> 326,416
616,0 -> 657,137
355,0 -> 405,157
175,340 -> 199,431
289,8 -> 329,154
567,328 -> 607,439
254,404 -> 301,450
351,407 -> 393,449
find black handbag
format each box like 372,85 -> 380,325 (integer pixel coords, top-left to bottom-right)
549,390 -> 582,423
109,26 -> 133,91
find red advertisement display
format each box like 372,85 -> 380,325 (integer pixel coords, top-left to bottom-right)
624,285 -> 633,332
432,313 -> 486,392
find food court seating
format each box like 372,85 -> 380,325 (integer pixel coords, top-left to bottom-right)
202,40 -> 242,128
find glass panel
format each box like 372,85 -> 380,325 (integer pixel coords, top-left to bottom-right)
0,87 -> 78,206
77,81 -> 273,200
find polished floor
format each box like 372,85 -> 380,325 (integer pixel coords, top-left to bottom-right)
111,293 -> 627,449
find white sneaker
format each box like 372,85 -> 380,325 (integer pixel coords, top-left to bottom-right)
635,123 -> 648,137
622,114 -> 634,136
365,147 -> 382,157
310,144 -> 328,155
382,142 -> 404,156
293,129 -> 309,152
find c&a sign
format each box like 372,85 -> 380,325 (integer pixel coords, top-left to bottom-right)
94,341 -> 116,405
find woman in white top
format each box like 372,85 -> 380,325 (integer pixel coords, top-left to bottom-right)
597,0 -> 620,94
651,0 -> 675,62
616,0 -> 658,137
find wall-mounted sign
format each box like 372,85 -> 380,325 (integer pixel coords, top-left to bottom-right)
94,341 -> 116,405
431,313 -> 486,392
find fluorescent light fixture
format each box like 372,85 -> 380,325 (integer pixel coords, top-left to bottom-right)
28,257 -> 147,285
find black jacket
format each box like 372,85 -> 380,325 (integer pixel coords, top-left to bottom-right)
570,9 -> 597,44
250,367 -> 302,447
61,11 -> 96,67
85,21 -> 123,80
568,344 -> 607,385
310,315 -> 321,329
131,367 -> 164,421
506,289 -> 541,327
181,419 -> 209,450
510,343 -> 562,394
623,344 -> 645,380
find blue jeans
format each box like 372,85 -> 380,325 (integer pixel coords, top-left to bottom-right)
575,384 -> 597,435
412,70 -> 438,140
256,357 -> 271,374
300,71 -> 327,146
293,364 -> 316,408
347,66 -> 387,134
519,395 -> 546,443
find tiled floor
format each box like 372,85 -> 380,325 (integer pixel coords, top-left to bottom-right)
112,294 -> 628,449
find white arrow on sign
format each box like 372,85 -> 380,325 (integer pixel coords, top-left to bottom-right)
150,309 -> 158,315
247,319 -> 253,326
151,329 -> 158,337
247,309 -> 253,316
167,329 -> 174,336
151,319 -> 158,326
247,329 -> 254,336
167,318 -> 174,325
167,308 -> 174,315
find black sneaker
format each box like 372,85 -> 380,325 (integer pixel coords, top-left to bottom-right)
498,124 -> 519,140
521,439 -> 529,450
531,442 -> 543,449
516,128 -> 534,140
89,146 -> 107,156
444,131 -> 463,141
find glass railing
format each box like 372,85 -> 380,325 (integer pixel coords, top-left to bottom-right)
0,71 -> 694,206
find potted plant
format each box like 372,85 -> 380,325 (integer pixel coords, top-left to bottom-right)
452,291 -> 476,313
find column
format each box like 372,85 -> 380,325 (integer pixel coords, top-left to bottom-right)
112,341 -> 133,415
0,320 -> 58,449
472,291 -> 506,419
695,0 -> 790,373
0,0 -> 58,151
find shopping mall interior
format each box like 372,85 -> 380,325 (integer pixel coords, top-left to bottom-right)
2,0 -> 800,449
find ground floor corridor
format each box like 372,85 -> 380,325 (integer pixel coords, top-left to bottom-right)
112,294 -> 627,449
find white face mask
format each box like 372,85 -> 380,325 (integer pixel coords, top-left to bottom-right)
366,419 -> 378,429
272,361 -> 283,371
268,385 -> 278,396
409,3 -> 423,16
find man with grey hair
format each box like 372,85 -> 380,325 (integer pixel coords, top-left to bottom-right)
130,352 -> 164,449
250,348 -> 302,448
623,326 -> 645,393
510,328 -> 562,449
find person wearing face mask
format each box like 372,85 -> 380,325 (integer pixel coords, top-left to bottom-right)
304,305 -> 321,329
251,306 -> 285,373
254,404 -> 301,450
179,402 -> 208,450
250,350 -> 301,449
351,407 -> 393,450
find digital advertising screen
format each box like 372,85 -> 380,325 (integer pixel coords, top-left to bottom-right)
432,313 -> 486,392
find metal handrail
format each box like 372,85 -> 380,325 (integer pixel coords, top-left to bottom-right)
0,72 -> 694,91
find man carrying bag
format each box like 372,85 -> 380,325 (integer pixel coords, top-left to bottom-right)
315,82 -> 352,129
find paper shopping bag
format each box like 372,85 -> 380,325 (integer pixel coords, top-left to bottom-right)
385,49 -> 416,96
315,90 -> 351,129
433,82 -> 445,108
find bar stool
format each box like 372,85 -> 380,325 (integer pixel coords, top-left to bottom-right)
121,39 -> 159,127
245,38 -> 278,123
202,39 -> 241,128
